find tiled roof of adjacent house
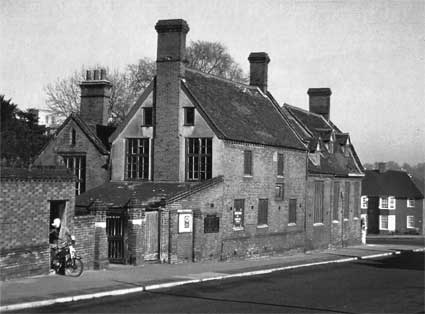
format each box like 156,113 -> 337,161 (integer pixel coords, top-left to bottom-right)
0,166 -> 75,180
362,170 -> 424,198
76,176 -> 224,208
183,69 -> 306,150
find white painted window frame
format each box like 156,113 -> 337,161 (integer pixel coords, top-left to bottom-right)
407,199 -> 415,208
360,196 -> 368,209
406,216 -> 415,229
379,196 -> 396,210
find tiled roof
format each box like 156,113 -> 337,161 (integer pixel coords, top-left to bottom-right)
76,176 -> 224,208
0,166 -> 75,181
183,69 -> 306,150
362,170 -> 424,198
284,105 -> 332,136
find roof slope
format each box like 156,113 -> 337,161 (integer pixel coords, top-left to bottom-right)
183,69 -> 306,150
362,170 -> 424,198
76,176 -> 224,208
0,166 -> 74,181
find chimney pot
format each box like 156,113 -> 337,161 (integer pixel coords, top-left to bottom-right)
248,52 -> 270,93
93,69 -> 100,80
86,70 -> 92,80
307,88 -> 332,120
100,69 -> 107,80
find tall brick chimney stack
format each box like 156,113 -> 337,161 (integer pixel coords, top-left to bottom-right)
248,52 -> 270,93
307,88 -> 332,120
154,19 -> 189,181
80,69 -> 112,129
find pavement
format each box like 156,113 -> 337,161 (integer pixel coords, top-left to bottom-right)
1,240 -> 424,312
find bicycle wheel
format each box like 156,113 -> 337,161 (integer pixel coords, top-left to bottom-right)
65,258 -> 84,277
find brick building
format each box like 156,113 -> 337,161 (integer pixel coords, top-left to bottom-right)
361,163 -> 424,235
73,19 -> 363,265
0,167 -> 75,280
34,69 -> 115,195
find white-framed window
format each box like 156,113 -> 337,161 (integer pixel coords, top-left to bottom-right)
360,196 -> 368,209
379,215 -> 395,231
407,199 -> 415,208
406,216 -> 415,229
379,196 -> 395,209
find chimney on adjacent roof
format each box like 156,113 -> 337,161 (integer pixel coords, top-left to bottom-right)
307,88 -> 332,120
248,52 -> 270,93
154,19 -> 189,181
378,162 -> 386,173
80,69 -> 112,129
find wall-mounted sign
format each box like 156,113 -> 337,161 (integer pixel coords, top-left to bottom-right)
178,213 -> 193,233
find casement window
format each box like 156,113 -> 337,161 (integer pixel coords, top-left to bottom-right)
204,215 -> 219,233
275,183 -> 284,200
406,216 -> 415,229
333,182 -> 340,221
407,199 -> 415,208
186,138 -> 212,181
353,182 -> 360,218
344,182 -> 351,219
184,107 -> 195,126
244,150 -> 253,176
277,153 -> 284,176
379,196 -> 395,209
62,155 -> 86,195
125,138 -> 150,180
379,215 -> 395,231
142,107 -> 153,126
258,199 -> 268,226
289,199 -> 297,224
314,181 -> 324,224
233,199 -> 245,229
361,196 -> 368,209
70,128 -> 76,146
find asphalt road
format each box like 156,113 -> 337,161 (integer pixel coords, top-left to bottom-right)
20,252 -> 424,314
367,236 -> 425,247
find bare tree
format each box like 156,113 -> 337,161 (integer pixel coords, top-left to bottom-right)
44,41 -> 247,124
186,40 -> 247,83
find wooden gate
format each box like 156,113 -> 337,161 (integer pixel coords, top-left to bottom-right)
144,211 -> 159,261
106,213 -> 127,263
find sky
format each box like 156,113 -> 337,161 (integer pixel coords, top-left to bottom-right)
1,0 -> 424,165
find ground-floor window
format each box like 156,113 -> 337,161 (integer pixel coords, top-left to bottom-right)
379,215 -> 395,231
406,216 -> 415,229
233,199 -> 245,229
314,181 -> 324,223
289,199 -> 297,224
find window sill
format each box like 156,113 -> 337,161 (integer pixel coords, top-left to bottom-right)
257,224 -> 268,229
313,223 -> 324,226
288,223 -> 296,226
243,175 -> 253,179
183,124 -> 194,127
141,125 -> 153,128
343,218 -> 349,221
277,175 -> 284,178
353,217 -> 359,220
233,227 -> 244,231
332,220 -> 339,224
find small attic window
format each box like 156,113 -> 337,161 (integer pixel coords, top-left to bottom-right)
70,128 -> 76,146
142,107 -> 153,126
184,107 -> 195,126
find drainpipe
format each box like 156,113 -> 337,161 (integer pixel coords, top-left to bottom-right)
303,151 -> 308,252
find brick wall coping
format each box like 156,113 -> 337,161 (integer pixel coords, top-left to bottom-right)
0,166 -> 75,181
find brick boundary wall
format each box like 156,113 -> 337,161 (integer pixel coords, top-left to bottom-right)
73,214 -> 95,270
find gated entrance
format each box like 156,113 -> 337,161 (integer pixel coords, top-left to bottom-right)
106,213 -> 127,263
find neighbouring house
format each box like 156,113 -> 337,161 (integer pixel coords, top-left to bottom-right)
72,18 -> 363,266
361,163 -> 424,235
34,69 -> 115,195
0,167 -> 75,280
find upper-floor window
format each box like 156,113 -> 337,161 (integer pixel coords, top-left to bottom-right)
258,199 -> 268,226
62,155 -> 86,195
314,181 -> 324,224
184,107 -> 195,126
233,199 -> 245,229
126,138 -> 149,180
379,196 -> 395,209
277,153 -> 284,176
407,199 -> 415,208
186,138 -> 212,181
142,107 -> 153,126
70,128 -> 76,146
244,150 -> 253,176
361,196 -> 368,209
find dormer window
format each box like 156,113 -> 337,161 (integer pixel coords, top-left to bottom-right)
184,107 -> 195,126
142,107 -> 153,126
